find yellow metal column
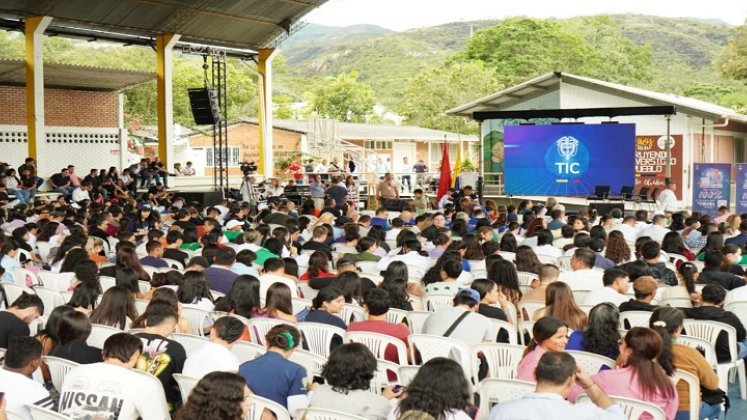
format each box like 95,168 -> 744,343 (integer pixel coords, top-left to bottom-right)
25,16 -> 52,169
257,48 -> 277,178
156,34 -> 181,167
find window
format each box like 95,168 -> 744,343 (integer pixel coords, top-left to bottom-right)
205,147 -> 241,167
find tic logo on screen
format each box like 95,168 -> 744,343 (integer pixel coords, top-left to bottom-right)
504,124 -> 635,196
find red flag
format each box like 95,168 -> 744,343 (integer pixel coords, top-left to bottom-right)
437,140 -> 452,201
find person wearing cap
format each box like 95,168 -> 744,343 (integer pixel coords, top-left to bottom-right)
223,219 -> 245,242
619,276 -> 659,313
582,268 -> 630,307
422,288 -> 496,347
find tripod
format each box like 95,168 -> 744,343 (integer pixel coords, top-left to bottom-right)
239,174 -> 258,207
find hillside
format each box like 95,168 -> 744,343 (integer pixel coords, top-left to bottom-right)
278,15 -> 741,109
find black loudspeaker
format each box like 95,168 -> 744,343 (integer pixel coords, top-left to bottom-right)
589,202 -> 625,216
178,191 -> 224,208
188,88 -> 222,125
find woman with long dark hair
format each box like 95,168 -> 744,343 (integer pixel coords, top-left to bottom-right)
570,327 -> 678,419
499,233 -> 518,253
514,245 -> 542,275
532,282 -> 587,331
177,271 -> 215,311
67,281 -> 101,315
488,258 -> 522,306
662,231 -> 695,262
661,261 -> 700,305
35,305 -> 74,382
392,357 -> 472,420
604,230 -> 632,265
517,317 -> 569,381
214,275 -> 261,319
257,282 -> 296,322
566,302 -> 620,360
50,310 -> 103,364
91,286 -> 138,329
299,250 -> 334,281
379,261 -> 414,311
131,288 -> 192,334
100,244 -> 150,282
304,286 -> 347,330
175,372 -> 251,420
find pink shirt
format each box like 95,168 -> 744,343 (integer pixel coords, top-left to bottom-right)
517,345 -> 546,382
568,366 -> 678,420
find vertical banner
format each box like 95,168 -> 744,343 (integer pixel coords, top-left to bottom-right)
692,163 -> 731,217
635,135 -> 683,199
736,163 -> 747,215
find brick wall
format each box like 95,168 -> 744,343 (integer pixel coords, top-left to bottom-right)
0,86 -> 118,127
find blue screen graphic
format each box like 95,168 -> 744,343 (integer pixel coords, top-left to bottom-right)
504,124 -> 635,196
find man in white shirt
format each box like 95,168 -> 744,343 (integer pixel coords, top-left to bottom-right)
559,248 -> 604,291
609,216 -> 638,244
637,214 -> 670,243
633,210 -> 649,231
400,157 -> 412,192
259,258 -> 299,299
532,230 -> 563,259
60,332 -> 170,420
655,179 -> 679,214
583,268 -> 630,306
71,181 -> 92,205
183,317 -> 243,378
376,240 -> 431,274
0,337 -> 54,420
423,288 -> 495,347
489,351 -> 625,420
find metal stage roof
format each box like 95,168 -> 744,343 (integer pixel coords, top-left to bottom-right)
0,59 -> 153,91
0,0 -> 328,58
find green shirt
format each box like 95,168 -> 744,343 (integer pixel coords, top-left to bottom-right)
412,196 -> 429,216
180,242 -> 201,251
254,248 -> 280,267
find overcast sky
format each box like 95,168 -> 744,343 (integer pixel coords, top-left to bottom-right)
304,0 -> 747,30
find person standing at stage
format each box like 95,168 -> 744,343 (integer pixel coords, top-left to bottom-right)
656,179 -> 679,214
400,157 -> 412,193
377,173 -> 399,205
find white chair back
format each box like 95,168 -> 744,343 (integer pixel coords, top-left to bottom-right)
536,255 -> 557,265
99,276 -> 117,292
5,410 -> 25,420
566,350 -> 616,374
173,373 -> 200,404
297,322 -> 346,358
659,297 -> 693,308
472,343 -> 525,380
675,336 -> 718,368
301,408 -> 367,420
619,311 -> 653,330
398,365 -> 420,386
297,282 -> 318,300
36,241 -> 54,262
517,300 -> 544,322
356,260 -> 379,275
134,299 -> 149,315
339,303 -> 366,325
36,271 -> 75,292
32,286 -> 65,317
725,300 -> 747,326
292,297 -> 312,315
423,293 -> 454,312
13,267 -> 39,286
87,324 -> 123,348
42,356 -> 79,391
346,331 -> 408,365
405,311 -> 431,334
673,370 -> 699,420
386,308 -> 408,324
2,283 -> 34,304
289,349 -> 327,382
408,334 -> 472,383
478,378 -> 535,418
557,256 -> 572,271
247,394 -> 292,420
180,307 -> 211,336
516,271 -> 537,289
572,289 -> 591,303
491,319 -> 518,345
576,394 -> 666,420
162,258 -> 184,270
247,318 -> 292,346
371,359 -> 400,395
171,333 -> 209,357
231,341 -> 266,364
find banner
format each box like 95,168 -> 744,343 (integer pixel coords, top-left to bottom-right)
692,163 -> 731,217
737,163 -> 747,214
635,135 -> 682,199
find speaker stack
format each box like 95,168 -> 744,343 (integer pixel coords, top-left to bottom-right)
188,88 -> 223,125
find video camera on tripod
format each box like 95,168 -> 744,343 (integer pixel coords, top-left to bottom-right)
240,161 -> 258,176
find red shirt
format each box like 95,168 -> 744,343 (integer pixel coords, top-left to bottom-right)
346,319 -> 410,364
299,270 -> 334,282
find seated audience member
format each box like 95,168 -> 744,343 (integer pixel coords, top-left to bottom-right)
697,249 -> 746,290
257,283 -> 297,322
379,261 -> 415,311
175,371 -> 252,420
304,287 -> 348,330
582,268 -> 630,307
471,278 -> 510,322
91,286 -> 138,330
650,307 -> 722,420
50,311 -> 103,363
309,343 -> 402,418
423,288 -> 495,347
532,229 -> 563,258
139,240 -> 169,268
60,333 -> 170,419
177,271 -> 216,312
183,316 -> 243,378
300,251 -> 335,281
259,257 -> 299,299
619,276 -> 659,312
370,207 -> 391,230
0,336 -> 54,419
133,304 -> 187,412
301,226 -> 334,260
343,236 -> 381,262
231,249 -> 260,278
532,282 -> 587,331
489,351 -> 625,420
389,357 -> 472,419
376,240 -> 431,274
522,264 -> 560,301
204,247 -> 239,294
0,292 -> 44,348
640,241 -> 677,286
424,259 -> 465,295
559,248 -> 603,290
517,317 -> 569,381
163,230 -> 189,267
347,288 -> 410,364
684,284 -> 747,362
568,327 -> 679,419
566,303 -> 621,360
239,325 -> 311,416
638,214 -> 670,243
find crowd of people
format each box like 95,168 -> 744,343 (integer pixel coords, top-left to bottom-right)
1,155 -> 746,419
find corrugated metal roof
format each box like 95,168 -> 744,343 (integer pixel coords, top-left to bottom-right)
446,72 -> 747,124
239,118 -> 478,142
0,59 -> 153,91
0,0 -> 328,55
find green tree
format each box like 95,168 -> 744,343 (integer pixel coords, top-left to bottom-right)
306,71 -> 376,122
718,22 -> 747,82
398,61 -> 501,134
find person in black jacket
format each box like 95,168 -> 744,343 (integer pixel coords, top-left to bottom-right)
619,276 -> 659,313
697,249 -> 746,291
684,284 -> 747,363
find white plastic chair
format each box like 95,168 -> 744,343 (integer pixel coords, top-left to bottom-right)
87,324 -> 123,348
13,267 -> 40,286
36,241 -> 54,262
173,373 -> 200,404
33,286 -> 65,317
572,289 -> 592,304
408,334 -> 473,383
289,349 -> 327,382
517,300 -> 545,322
297,282 -> 319,300
138,280 -> 150,295
675,335 -> 719,368
557,256 -> 572,271
297,322 -> 346,358
42,356 -> 79,391
134,299 -> 149,315
346,331 -> 409,365
339,303 -> 366,325
405,311 -> 431,334
682,319 -> 747,399
356,260 -> 379,276
5,410 -> 25,420
566,350 -> 616,374
301,408 -> 367,420
386,308 -> 408,325
423,293 -> 454,312
26,405 -> 73,420
370,359 -> 400,395
231,340 -> 266,364
659,297 -> 693,308
619,311 -> 653,330
536,255 -> 557,265
516,271 -> 537,289
2,283 -> 35,306
162,258 -> 184,270
171,333 -> 209,357
725,300 -> 747,326
519,321 -> 535,346
292,297 -> 312,315
36,271 -> 74,292
472,343 -> 525,380
576,394 -> 666,420
180,306 -> 211,336
363,273 -> 384,285
247,394 -> 292,420
491,319 -> 518,344
478,378 -> 535,418
673,369 -> 700,420
498,251 -> 516,261
99,276 -> 117,292
248,318 -> 293,346
471,269 -> 488,280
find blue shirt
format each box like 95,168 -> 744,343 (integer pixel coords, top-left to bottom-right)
304,310 -> 347,330
566,331 -> 619,362
204,266 -> 238,294
370,217 -> 390,231
139,256 -> 169,268
239,351 -> 307,408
